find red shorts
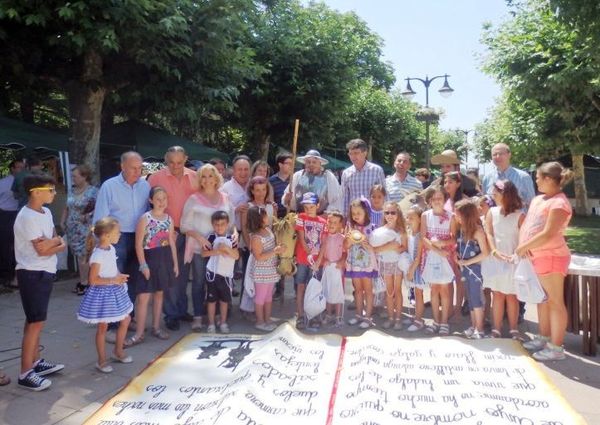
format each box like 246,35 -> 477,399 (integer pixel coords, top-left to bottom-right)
530,255 -> 570,277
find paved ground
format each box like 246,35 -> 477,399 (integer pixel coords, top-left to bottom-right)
0,278 -> 598,424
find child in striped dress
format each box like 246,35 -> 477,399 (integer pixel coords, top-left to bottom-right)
247,206 -> 285,332
78,218 -> 133,373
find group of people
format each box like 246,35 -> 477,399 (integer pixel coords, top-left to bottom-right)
2,137 -> 575,392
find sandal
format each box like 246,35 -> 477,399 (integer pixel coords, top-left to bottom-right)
72,282 -> 87,295
490,329 -> 502,338
509,329 -> 526,342
439,324 -> 450,335
425,322 -> 440,334
124,334 -> 144,348
151,328 -> 169,340
0,370 -> 10,386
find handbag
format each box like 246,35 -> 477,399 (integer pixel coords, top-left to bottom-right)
514,258 -> 547,304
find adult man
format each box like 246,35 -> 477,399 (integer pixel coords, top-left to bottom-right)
269,153 -> 293,219
0,159 -> 25,287
385,152 -> 423,202
147,146 -> 197,331
283,150 -> 342,215
430,149 -> 479,197
93,151 -> 150,339
481,143 -> 535,207
341,139 -> 385,215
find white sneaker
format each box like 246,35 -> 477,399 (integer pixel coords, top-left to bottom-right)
206,324 -> 216,334
219,323 -> 230,334
407,320 -> 425,332
191,317 -> 203,332
462,327 -> 475,338
523,336 -> 549,351
532,343 -> 566,361
358,318 -> 374,329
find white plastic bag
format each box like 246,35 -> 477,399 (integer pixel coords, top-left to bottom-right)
304,275 -> 326,319
481,256 -> 511,280
321,263 -> 344,304
240,255 -> 256,312
514,258 -> 547,304
421,251 -> 454,284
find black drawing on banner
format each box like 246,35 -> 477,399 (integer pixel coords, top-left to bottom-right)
196,339 -> 261,372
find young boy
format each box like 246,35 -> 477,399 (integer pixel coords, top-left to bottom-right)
294,192 -> 327,329
314,210 -> 346,327
14,174 -> 66,391
201,211 -> 239,334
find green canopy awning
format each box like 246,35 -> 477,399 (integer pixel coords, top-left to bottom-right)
0,116 -> 69,157
320,153 -> 351,170
101,120 -> 229,162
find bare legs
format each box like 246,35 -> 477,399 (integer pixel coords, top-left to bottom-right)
537,273 -> 567,346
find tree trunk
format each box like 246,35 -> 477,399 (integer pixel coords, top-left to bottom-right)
258,132 -> 270,161
67,49 -> 105,184
571,152 -> 589,216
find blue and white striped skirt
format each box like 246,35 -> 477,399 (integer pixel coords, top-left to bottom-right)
77,284 -> 133,324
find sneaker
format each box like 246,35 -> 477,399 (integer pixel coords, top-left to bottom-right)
255,323 -> 276,332
407,320 -> 425,332
332,317 -> 344,328
347,315 -> 362,326
191,317 -> 203,332
18,370 -> 51,391
206,324 -> 216,334
470,330 -> 484,340
105,330 -> 117,344
382,320 -> 393,329
523,336 -> 549,352
358,318 -> 374,329
462,327 -> 475,338
402,316 -> 414,325
219,323 -> 230,334
393,321 -> 403,331
34,359 -> 64,377
95,363 -> 113,373
532,343 -> 566,361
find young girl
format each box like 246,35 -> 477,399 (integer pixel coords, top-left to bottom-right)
455,200 -> 489,339
484,180 -> 524,339
405,206 -> 427,332
370,201 -> 408,330
247,206 -> 285,332
421,186 -> 456,335
315,210 -> 346,327
345,199 -> 378,329
126,187 -> 178,347
78,218 -> 133,373
517,163 -> 573,361
369,185 -> 386,227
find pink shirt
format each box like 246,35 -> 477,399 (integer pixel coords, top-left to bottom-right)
519,193 -> 572,258
324,232 -> 345,263
147,167 -> 196,228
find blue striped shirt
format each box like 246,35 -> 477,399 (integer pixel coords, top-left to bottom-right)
482,166 -> 535,207
341,161 -> 385,215
93,173 -> 150,233
385,173 -> 423,202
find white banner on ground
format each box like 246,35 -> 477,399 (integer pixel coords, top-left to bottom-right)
85,324 -> 584,425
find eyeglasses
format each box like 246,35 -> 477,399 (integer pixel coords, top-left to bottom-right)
29,187 -> 56,193
384,211 -> 397,215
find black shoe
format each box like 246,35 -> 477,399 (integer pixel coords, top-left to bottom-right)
72,282 -> 86,295
34,359 -> 64,377
165,319 -> 180,331
180,313 -> 194,323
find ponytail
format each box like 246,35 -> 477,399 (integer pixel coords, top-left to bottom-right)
85,217 -> 120,261
537,161 -> 574,188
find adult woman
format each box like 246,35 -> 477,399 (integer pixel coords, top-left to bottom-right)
516,162 -> 573,361
61,165 -> 98,295
441,170 -> 467,317
181,164 -> 235,331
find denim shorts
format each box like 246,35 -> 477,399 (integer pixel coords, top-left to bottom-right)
294,264 -> 321,286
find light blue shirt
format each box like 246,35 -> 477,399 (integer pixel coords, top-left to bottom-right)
482,166 -> 535,207
93,173 -> 150,233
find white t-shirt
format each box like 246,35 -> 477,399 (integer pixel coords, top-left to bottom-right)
14,206 -> 58,273
89,246 -> 119,278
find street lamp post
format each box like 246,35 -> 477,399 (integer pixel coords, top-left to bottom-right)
401,74 -> 454,169
455,129 -> 474,166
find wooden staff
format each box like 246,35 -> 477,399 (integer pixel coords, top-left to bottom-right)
286,119 -> 300,214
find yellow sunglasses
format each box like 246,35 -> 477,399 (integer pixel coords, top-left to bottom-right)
29,187 -> 57,193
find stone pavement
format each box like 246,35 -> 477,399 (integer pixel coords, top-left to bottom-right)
0,278 -> 598,424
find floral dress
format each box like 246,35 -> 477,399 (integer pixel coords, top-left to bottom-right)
66,185 -> 98,257
345,223 -> 378,278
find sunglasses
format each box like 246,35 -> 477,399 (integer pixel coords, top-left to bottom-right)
29,187 -> 56,193
384,211 -> 397,215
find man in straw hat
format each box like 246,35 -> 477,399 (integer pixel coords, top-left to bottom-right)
283,149 -> 341,215
430,149 -> 479,197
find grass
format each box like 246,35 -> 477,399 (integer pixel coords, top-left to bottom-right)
565,215 -> 600,255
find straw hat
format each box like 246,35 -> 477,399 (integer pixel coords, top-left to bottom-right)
430,149 -> 460,165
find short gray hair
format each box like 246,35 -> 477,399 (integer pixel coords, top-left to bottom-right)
120,151 -> 143,163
